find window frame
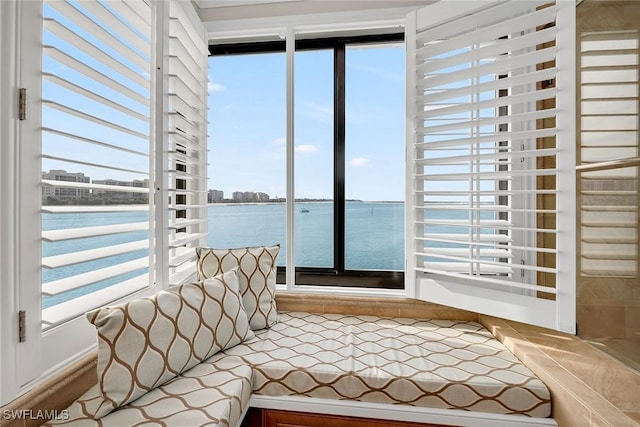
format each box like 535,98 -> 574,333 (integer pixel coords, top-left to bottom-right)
209,33 -> 406,290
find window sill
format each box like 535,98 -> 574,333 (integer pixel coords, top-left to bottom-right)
480,315 -> 640,427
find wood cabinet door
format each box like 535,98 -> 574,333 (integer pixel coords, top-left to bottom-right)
263,410 -> 451,427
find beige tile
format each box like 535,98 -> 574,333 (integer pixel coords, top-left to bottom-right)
577,304 -> 626,338
483,314 -> 640,424
550,383 -> 595,427
0,354 -> 97,427
590,412 -> 639,427
626,304 -> 640,339
276,293 -> 479,321
542,364 -> 637,427
623,411 -> 640,424
577,279 -> 627,306
627,283 -> 640,303
398,302 -> 477,321
322,303 -> 399,318
277,300 -> 325,314
510,322 -> 640,413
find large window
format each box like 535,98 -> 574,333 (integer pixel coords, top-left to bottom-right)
345,44 -> 405,271
208,34 -> 405,288
206,51 -> 287,265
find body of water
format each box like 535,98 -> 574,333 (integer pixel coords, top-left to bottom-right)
207,201 -> 405,270
42,201 -> 404,308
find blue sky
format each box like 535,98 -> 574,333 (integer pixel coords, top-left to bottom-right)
207,43 -> 406,202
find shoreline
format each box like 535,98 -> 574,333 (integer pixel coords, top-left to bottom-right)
207,200 -> 404,206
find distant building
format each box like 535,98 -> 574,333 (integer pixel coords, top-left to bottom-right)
232,191 -> 270,202
255,192 -> 270,202
92,178 -> 149,204
208,189 -> 224,202
41,169 -> 91,204
232,191 -> 247,202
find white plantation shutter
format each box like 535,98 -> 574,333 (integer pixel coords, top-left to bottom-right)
578,30 -> 639,278
165,1 -> 209,286
406,1 -> 576,332
41,0 -> 153,328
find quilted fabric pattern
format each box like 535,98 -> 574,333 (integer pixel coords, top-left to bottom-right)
196,245 -> 280,330
221,312 -> 551,418
86,268 -> 254,419
50,311 -> 551,425
44,358 -> 252,427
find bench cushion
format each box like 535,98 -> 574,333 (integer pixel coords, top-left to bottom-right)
45,358 -> 252,427
220,312 -> 551,418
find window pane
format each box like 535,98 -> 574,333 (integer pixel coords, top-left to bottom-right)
207,52 -> 286,266
295,49 -> 334,268
345,44 -> 405,270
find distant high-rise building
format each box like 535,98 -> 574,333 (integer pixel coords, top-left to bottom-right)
231,191 -> 270,202
92,178 -> 149,203
41,169 -> 91,204
255,192 -> 270,202
208,189 -> 224,202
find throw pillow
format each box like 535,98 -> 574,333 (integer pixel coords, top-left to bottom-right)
86,267 -> 253,418
196,245 -> 279,330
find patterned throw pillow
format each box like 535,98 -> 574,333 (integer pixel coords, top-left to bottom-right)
86,268 -> 254,419
196,245 -> 280,330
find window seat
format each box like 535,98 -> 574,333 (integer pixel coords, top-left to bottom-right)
45,358 -> 252,427
45,311 -> 552,427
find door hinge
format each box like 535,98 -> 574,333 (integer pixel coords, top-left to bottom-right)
19,88 -> 27,121
18,310 -> 26,342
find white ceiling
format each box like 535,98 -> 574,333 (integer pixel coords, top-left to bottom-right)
197,0 -> 433,36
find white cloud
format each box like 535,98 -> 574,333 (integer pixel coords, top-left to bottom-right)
272,137 -> 286,146
295,144 -> 318,153
208,82 -> 226,93
349,157 -> 370,167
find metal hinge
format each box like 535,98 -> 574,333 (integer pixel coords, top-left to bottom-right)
19,88 -> 27,121
18,310 -> 26,342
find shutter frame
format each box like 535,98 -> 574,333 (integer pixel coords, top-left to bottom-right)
406,0 -> 576,333
41,0 -> 154,329
165,0 -> 209,286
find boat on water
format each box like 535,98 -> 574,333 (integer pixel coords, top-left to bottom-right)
299,208 -> 310,213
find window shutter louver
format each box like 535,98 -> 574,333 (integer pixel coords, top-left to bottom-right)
166,1 -> 209,286
406,1 -> 576,332
578,30 -> 639,278
41,0 -> 153,328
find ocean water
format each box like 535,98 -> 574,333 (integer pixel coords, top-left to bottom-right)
42,201 -> 404,308
207,201 -> 405,269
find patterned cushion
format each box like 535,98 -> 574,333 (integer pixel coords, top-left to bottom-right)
196,245 -> 280,330
44,358 -> 253,427
222,312 -> 552,418
86,268 -> 254,419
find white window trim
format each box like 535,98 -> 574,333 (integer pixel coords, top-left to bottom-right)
0,0 -> 20,407
0,0 -> 208,406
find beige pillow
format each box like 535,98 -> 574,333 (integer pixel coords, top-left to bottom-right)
196,245 -> 279,330
86,268 -> 253,419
